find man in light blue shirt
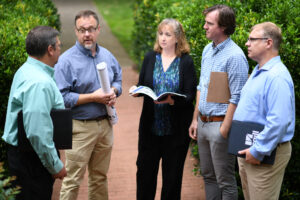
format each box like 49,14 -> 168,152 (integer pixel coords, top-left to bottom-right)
189,5 -> 248,200
54,10 -> 122,200
234,22 -> 295,200
2,26 -> 67,200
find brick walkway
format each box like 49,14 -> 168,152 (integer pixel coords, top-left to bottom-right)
52,0 -> 205,199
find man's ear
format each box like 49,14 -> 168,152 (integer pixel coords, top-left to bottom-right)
47,45 -> 55,56
221,27 -> 226,34
75,27 -> 78,35
266,38 -> 273,50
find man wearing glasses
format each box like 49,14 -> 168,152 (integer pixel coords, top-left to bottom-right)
54,10 -> 122,200
234,22 -> 295,200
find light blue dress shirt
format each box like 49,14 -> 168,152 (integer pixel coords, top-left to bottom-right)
54,41 -> 122,120
3,57 -> 65,174
233,56 -> 295,161
197,38 -> 249,116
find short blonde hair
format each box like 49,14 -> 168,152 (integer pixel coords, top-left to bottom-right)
153,18 -> 190,57
251,22 -> 282,50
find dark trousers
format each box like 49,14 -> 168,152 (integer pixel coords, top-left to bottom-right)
136,133 -> 190,200
7,144 -> 55,200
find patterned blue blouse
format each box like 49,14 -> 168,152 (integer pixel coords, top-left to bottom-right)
153,53 -> 180,136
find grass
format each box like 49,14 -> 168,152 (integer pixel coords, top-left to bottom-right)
94,0 -> 135,59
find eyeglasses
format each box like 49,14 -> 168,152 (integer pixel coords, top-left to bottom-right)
76,26 -> 98,34
247,37 -> 269,42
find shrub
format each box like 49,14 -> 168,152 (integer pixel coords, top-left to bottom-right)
0,163 -> 20,199
0,0 -> 60,163
133,0 -> 300,199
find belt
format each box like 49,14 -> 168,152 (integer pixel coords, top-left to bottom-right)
78,115 -> 108,122
199,112 -> 225,122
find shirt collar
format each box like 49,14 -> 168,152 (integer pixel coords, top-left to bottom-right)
75,41 -> 99,57
253,56 -> 281,76
27,56 -> 54,77
212,37 -> 231,54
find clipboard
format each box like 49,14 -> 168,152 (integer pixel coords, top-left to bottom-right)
17,109 -> 73,151
206,72 -> 230,104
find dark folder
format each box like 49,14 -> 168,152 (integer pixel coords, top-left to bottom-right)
17,109 -> 73,151
228,120 -> 276,165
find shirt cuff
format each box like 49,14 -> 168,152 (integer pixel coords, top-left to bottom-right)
49,159 -> 64,175
249,146 -> 264,161
111,83 -> 121,97
229,94 -> 239,105
66,92 -> 79,108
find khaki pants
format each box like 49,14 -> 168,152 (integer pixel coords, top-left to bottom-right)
60,119 -> 113,200
238,142 -> 291,200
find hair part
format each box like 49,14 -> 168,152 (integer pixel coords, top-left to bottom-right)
75,10 -> 99,27
26,26 -> 59,57
203,4 -> 236,35
251,22 -> 282,50
153,18 -> 190,57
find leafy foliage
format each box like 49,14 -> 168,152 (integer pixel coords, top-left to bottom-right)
133,0 -> 300,199
0,163 -> 20,200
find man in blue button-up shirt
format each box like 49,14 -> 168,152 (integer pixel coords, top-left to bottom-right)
189,5 -> 248,200
54,10 -> 122,200
234,22 -> 295,200
3,26 -> 67,200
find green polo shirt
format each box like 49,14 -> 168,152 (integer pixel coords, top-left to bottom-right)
3,56 -> 64,174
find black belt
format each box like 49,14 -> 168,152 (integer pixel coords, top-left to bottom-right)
77,115 -> 108,122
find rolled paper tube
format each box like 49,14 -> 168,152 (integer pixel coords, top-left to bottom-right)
97,62 -> 118,125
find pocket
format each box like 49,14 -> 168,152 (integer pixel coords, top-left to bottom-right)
217,122 -> 227,141
72,119 -> 86,135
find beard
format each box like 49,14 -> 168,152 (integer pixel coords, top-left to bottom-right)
84,43 -> 94,50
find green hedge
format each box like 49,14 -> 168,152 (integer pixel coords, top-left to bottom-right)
0,0 -> 60,163
133,0 -> 300,199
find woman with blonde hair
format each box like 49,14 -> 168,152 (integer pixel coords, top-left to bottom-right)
130,18 -> 197,200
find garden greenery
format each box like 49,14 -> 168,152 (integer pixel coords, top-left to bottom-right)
133,0 -> 300,199
0,162 -> 20,199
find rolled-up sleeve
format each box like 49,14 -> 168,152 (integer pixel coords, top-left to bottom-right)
110,56 -> 122,97
54,60 -> 79,108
